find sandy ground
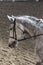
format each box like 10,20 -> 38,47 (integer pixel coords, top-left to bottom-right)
0,40 -> 36,65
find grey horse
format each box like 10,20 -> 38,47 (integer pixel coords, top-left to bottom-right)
7,15 -> 43,65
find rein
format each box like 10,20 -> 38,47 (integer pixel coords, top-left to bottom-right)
17,33 -> 43,41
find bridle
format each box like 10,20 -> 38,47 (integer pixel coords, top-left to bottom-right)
12,19 -> 43,42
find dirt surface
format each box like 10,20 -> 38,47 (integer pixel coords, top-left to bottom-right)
0,35 -> 36,65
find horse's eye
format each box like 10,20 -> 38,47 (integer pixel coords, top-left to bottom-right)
10,28 -> 12,30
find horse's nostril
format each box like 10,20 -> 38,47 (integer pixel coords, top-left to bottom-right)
9,41 -> 16,48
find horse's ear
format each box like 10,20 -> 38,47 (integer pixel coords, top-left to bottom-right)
7,15 -> 11,21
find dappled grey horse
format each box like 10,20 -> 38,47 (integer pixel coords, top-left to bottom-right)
7,15 -> 43,65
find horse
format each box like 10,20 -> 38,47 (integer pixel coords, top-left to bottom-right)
7,15 -> 43,65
